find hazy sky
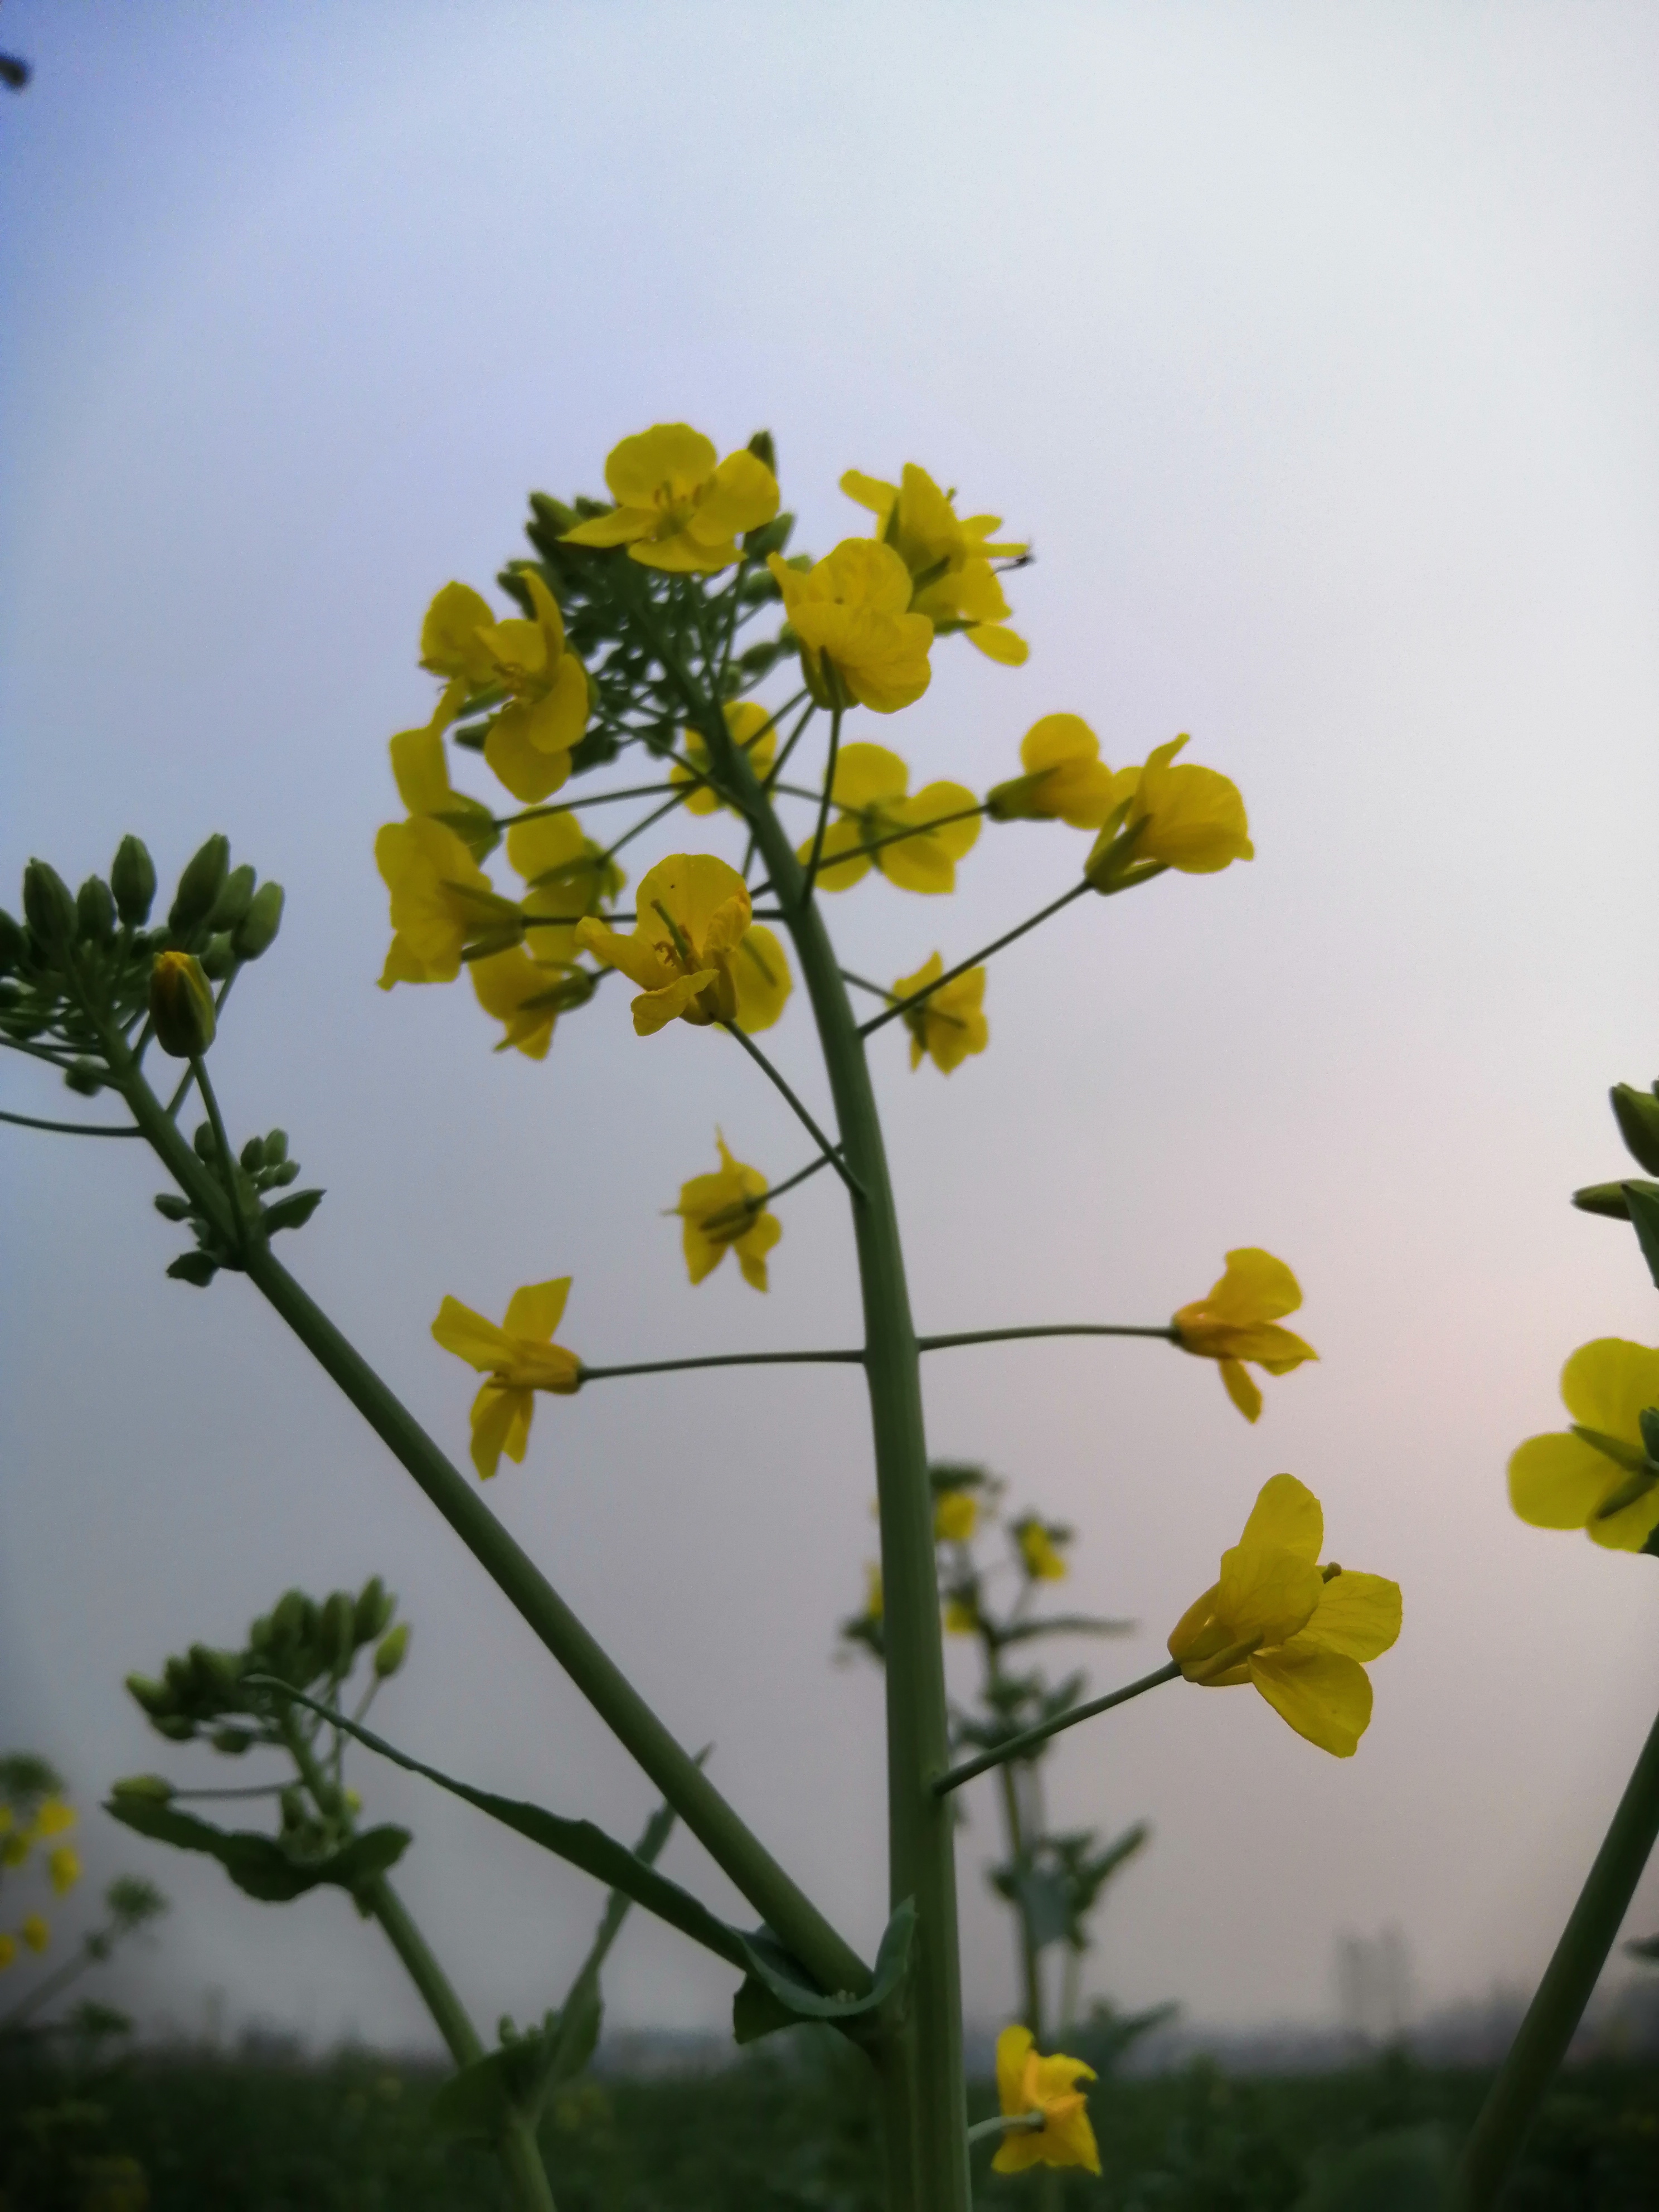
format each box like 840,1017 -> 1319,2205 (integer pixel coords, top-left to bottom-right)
4,4 -> 1659,2056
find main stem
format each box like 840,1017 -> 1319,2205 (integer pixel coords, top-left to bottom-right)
712,716 -> 969,2212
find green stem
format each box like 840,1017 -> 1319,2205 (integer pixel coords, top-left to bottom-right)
190,1054 -> 246,1254
1453,1696 -> 1659,2209
919,1324 -> 1177,1355
966,2112 -> 1045,2149
578,1347 -> 864,1382
0,1108 -> 140,1137
934,1662 -> 1182,1796
801,705 -> 843,899
860,881 -> 1092,1040
720,1022 -> 864,1198
103,1037 -> 869,2007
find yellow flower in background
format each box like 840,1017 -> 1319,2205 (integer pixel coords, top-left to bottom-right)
375,816 -> 505,988
1085,736 -> 1253,891
21,1914 -> 48,1953
894,955 -> 988,1075
467,947 -> 562,1059
767,541 -> 934,713
575,855 -> 792,1036
944,1593 -> 979,1634
35,1800 -> 75,1838
431,1278 -> 582,1479
1509,1340 -> 1659,1552
934,1489 -> 978,1542
674,1132 -> 781,1291
48,1846 -> 80,1895
1016,1518 -> 1068,1581
863,1564 -> 884,1622
1168,1474 -> 1401,1758
987,715 -> 1119,829
505,809 -> 622,974
1173,1250 -> 1317,1423
561,424 -> 779,573
0,1933 -> 14,1970
842,464 -> 1029,664
802,745 -> 979,895
991,2024 -> 1101,2175
672,702 -> 779,815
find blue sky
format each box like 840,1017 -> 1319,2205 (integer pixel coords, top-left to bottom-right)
3,2 -> 1659,2050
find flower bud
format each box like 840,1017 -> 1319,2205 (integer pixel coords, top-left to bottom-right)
746,429 -> 777,473
209,865 -> 256,932
199,932 -> 237,981
1611,1084 -> 1659,1177
1572,1180 -> 1659,1219
76,876 -> 116,944
353,1576 -> 393,1644
232,881 -> 284,960
373,1622 -> 410,1679
168,835 -> 230,935
110,1774 -> 174,1803
111,836 -> 157,924
149,951 -> 216,1058
0,909 -> 26,974
123,1673 -> 176,1718
23,860 -> 77,949
529,491 -> 580,536
321,1591 -> 356,1670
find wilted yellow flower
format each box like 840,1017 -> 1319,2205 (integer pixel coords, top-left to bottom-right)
21,1914 -> 48,1953
431,1279 -> 581,1479
673,1132 -> 781,1291
672,701 -> 779,816
1173,1250 -> 1317,1423
842,464 -> 1029,665
991,2024 -> 1101,2175
1016,1519 -> 1068,1581
376,816 -> 503,988
987,715 -> 1119,828
1169,1474 -> 1401,1758
802,745 -> 979,895
934,1488 -> 978,1542
894,955 -> 988,1075
48,1846 -> 80,1895
767,542 -> 934,713
1085,736 -> 1253,891
575,855 -> 791,1036
561,424 -> 778,573
1509,1340 -> 1659,1551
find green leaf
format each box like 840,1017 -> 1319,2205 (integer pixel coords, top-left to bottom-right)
1626,1183 -> 1659,1291
1293,2124 -> 1451,2212
104,1794 -> 408,1903
166,1250 -> 219,1287
733,1897 -> 914,2049
261,1189 -> 324,1235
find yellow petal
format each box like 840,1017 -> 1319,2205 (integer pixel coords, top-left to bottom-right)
574,915 -> 671,993
691,449 -> 779,541
634,853 -> 751,955
801,817 -> 874,892
503,1277 -> 571,1342
631,530 -> 739,575
831,743 -> 910,810
1559,1338 -> 1659,1444
1215,1540 -> 1323,1647
1021,715 -> 1099,774
840,468 -> 897,520
1508,1430 -> 1629,1529
731,924 -> 792,1034
1238,1474 -> 1323,1561
420,582 -> 497,687
995,2024 -> 1035,2118
604,423 -> 717,506
506,809 -> 588,884
735,1209 -> 782,1291
469,1382 -> 527,1479
390,724 -> 452,816
1219,1358 -> 1263,1422
633,971 -> 714,1035
967,623 -> 1030,666
1296,1570 -> 1401,1662
561,506 -> 652,547
901,782 -> 981,860
1586,1482 -> 1659,1552
1209,1249 -> 1304,1325
1250,1647 -> 1373,1757
431,1297 -> 515,1371
485,708 -> 575,804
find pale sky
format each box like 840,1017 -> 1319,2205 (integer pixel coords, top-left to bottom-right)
4,3 -> 1659,2055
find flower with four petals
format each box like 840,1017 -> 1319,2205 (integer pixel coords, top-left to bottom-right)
1084,735 -> 1253,891
987,714 -> 1119,828
991,2024 -> 1102,2175
892,954 -> 988,1075
561,424 -> 779,574
431,1278 -> 582,1479
672,1132 -> 782,1292
842,464 -> 1029,665
1508,1338 -> 1659,1552
767,541 -> 934,713
1173,1250 -> 1317,1422
801,744 -> 979,895
575,855 -> 792,1037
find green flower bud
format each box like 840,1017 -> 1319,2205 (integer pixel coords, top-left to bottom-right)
232,881 -> 284,960
240,1134 -> 266,1172
153,1715 -> 197,1743
64,1061 -> 105,1097
168,835 -> 230,935
373,1622 -> 410,1679
209,865 -> 256,932
0,909 -> 26,975
352,1576 -> 392,1645
321,1591 -> 355,1671
743,511 -> 794,561
110,1774 -> 174,1803
264,1129 -> 289,1166
199,933 -> 237,981
76,876 -> 116,944
271,1590 -> 311,1646
123,1674 -> 175,1718
1571,1180 -> 1659,1219
1611,1085 -> 1659,1177
746,429 -> 777,473
23,860 -> 77,950
149,952 -> 216,1058
529,491 -> 580,535
110,836 -> 157,925
210,1728 -> 254,1756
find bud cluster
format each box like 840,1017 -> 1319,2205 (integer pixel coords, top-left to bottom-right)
155,1124 -> 323,1287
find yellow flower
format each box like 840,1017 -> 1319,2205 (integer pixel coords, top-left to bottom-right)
1,1830 -> 30,1869
801,745 -> 979,895
1168,1474 -> 1401,1758
1016,1519 -> 1068,1581
1173,1250 -> 1317,1423
863,1564 -> 884,1622
375,816 -> 501,988
894,955 -> 988,1075
991,2024 -> 1101,2175
430,1279 -> 581,1480
417,576 -> 590,804
506,809 -> 623,974
420,581 -> 501,692
934,1489 -> 978,1542
767,542 -> 934,713
842,464 -> 1029,665
465,947 -> 563,1059
672,702 -> 779,815
673,1132 -> 781,1291
561,424 -> 779,574
575,854 -> 791,1036
0,1933 -> 14,1971
1084,736 -> 1253,891
944,1593 -> 979,1634
21,1914 -> 48,1953
48,1846 -> 80,1895
1508,1340 -> 1659,1551
35,1799 -> 76,1839
987,715 -> 1119,828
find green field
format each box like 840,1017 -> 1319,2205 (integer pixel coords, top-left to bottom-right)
4,2041 -> 1659,2211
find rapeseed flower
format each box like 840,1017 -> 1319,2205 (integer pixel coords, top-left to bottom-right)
48,1846 -> 80,1895
1173,1250 -> 1317,1422
575,855 -> 792,1036
1015,1518 -> 1069,1581
21,1915 -> 48,1953
893,954 -> 988,1074
431,1278 -> 581,1480
418,576 -> 589,805
672,702 -> 779,815
767,542 -> 933,713
802,745 -> 979,894
505,808 -> 622,974
934,1488 -> 979,1542
842,464 -> 1029,664
1508,1339 -> 1659,1552
0,1934 -> 14,1970
35,1801 -> 75,1838
467,947 -> 565,1059
376,816 -> 504,988
1085,736 -> 1253,891
1168,1474 -> 1401,1758
561,424 -> 778,573
987,715 -> 1119,828
991,2024 -> 1101,2175
673,1132 -> 780,1291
